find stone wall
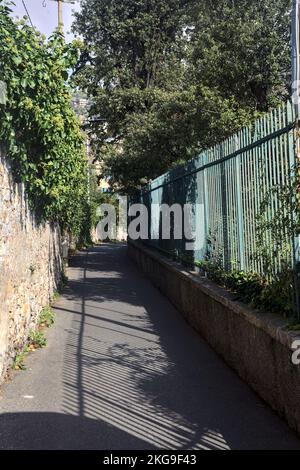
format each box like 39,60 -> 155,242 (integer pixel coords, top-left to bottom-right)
128,240 -> 300,436
0,149 -> 62,381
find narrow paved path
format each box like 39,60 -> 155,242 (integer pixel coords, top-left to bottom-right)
0,244 -> 300,450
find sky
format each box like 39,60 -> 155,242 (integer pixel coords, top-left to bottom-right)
10,0 -> 81,41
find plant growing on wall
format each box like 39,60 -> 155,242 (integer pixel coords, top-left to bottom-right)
0,0 -> 89,238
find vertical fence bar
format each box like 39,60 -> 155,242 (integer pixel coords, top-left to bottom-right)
203,166 -> 210,260
235,137 -> 245,270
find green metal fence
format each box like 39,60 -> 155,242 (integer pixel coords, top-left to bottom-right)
132,101 -> 299,289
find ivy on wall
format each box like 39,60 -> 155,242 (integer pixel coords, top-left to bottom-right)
0,0 -> 89,238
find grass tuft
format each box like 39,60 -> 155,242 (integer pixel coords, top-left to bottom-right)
39,306 -> 55,328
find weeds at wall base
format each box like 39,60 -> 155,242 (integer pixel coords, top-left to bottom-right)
13,305 -> 56,372
12,267 -> 67,372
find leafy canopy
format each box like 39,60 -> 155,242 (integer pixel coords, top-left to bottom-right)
189,0 -> 292,111
74,0 -> 292,192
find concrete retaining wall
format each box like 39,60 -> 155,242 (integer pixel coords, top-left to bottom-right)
128,240 -> 300,435
0,150 -> 62,381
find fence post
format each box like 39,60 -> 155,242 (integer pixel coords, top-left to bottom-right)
202,165 -> 210,259
220,160 -> 230,271
235,136 -> 245,271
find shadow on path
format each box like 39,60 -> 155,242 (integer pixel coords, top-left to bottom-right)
59,245 -> 300,450
0,244 -> 300,450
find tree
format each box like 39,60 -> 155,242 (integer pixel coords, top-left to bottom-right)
74,0 -> 189,90
74,0 -> 292,192
189,0 -> 292,111
74,0 -> 193,191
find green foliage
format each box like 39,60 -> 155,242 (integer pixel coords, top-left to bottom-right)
73,0 -> 291,191
39,306 -> 55,328
14,348 -> 29,370
189,0 -> 292,112
0,1 -> 90,236
74,0 -> 188,90
198,260 -> 295,317
73,0 -> 193,191
52,291 -> 61,302
13,303 -> 54,371
28,330 -> 47,349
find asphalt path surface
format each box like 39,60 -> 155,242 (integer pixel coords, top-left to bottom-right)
0,244 -> 299,450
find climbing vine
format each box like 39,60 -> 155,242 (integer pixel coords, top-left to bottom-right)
0,0 -> 89,238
